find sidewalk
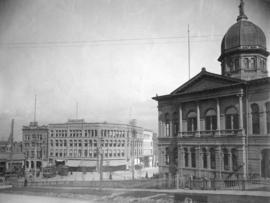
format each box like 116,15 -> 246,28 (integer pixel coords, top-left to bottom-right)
32,185 -> 270,197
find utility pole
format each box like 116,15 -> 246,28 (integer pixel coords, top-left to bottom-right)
34,143 -> 37,180
188,24 -> 191,79
9,119 -> 14,171
97,132 -> 103,190
34,95 -> 37,122
129,119 -> 137,181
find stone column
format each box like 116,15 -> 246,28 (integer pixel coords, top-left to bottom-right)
239,93 -> 244,130
215,146 -> 222,179
158,111 -> 162,137
178,145 -> 184,176
196,146 -> 201,177
170,121 -> 173,137
263,105 -> 268,134
179,104 -> 183,137
217,98 -> 221,136
196,103 -> 201,137
158,120 -> 162,137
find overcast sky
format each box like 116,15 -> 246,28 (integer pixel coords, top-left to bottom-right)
0,0 -> 269,141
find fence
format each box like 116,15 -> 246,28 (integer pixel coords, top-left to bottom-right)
6,176 -> 270,191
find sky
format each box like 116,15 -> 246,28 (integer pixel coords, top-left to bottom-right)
0,0 -> 269,141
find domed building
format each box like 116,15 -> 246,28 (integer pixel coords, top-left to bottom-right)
153,0 -> 270,188
218,2 -> 269,80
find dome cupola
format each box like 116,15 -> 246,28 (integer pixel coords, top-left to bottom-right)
218,0 -> 269,80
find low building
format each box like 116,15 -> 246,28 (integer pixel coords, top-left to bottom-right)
48,119 -> 144,170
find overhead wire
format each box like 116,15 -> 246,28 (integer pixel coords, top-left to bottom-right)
0,34 -> 223,48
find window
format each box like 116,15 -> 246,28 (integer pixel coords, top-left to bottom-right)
173,112 -> 179,137
250,58 -> 256,69
191,147 -> 196,168
84,150 -> 88,157
165,147 -> 170,165
69,149 -> 72,157
223,148 -> 229,170
231,149 -> 238,171
266,102 -> 270,134
187,111 -> 197,131
210,148 -> 216,169
205,109 -> 217,130
165,113 -> 170,136
184,148 -> 189,167
202,148 -> 207,169
225,107 -> 239,130
243,58 -> 249,69
69,140 -> 73,147
260,58 -> 266,70
251,103 -> 260,134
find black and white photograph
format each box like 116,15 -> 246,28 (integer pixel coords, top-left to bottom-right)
0,0 -> 269,202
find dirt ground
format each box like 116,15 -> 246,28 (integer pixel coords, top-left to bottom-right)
0,187 -> 174,203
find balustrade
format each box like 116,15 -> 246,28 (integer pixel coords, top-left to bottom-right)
178,129 -> 243,138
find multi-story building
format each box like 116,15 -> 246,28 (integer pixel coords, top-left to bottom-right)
48,119 -> 144,170
22,122 -> 48,173
142,129 -> 154,167
153,1 -> 270,181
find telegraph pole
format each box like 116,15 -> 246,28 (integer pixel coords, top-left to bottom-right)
129,119 -> 137,181
97,132 -> 103,190
188,24 -> 191,79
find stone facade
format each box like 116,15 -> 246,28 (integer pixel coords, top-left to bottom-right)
47,119 -> 144,169
22,121 -> 48,173
153,1 -> 270,180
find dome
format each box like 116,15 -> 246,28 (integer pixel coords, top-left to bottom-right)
218,0 -> 269,61
221,20 -> 267,54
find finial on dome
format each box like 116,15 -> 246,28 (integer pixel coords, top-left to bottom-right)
237,0 -> 248,21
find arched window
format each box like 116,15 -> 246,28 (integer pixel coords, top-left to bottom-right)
191,147 -> 196,168
225,107 -> 239,130
205,109 -> 217,130
165,113 -> 170,137
251,103 -> 260,134
231,148 -> 238,171
165,147 -> 170,165
210,148 -> 216,169
266,102 -> 270,134
223,148 -> 229,171
243,58 -> 249,69
173,112 -> 179,137
173,147 -> 178,166
187,111 -> 197,132
202,148 -> 208,169
250,58 -> 256,69
184,148 -> 189,167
